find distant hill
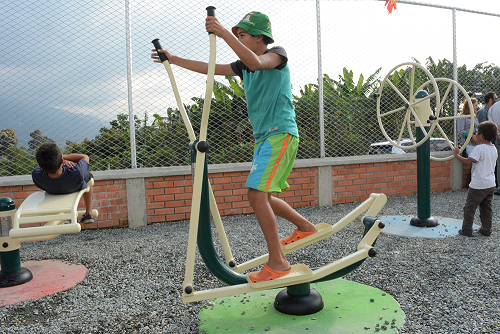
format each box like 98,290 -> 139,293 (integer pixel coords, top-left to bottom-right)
0,99 -> 108,149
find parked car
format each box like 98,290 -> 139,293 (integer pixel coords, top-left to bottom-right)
367,138 -> 452,155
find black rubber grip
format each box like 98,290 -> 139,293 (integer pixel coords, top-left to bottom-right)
206,6 -> 216,17
151,38 -> 168,63
206,6 -> 216,34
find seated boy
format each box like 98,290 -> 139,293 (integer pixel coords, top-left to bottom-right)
32,143 -> 94,224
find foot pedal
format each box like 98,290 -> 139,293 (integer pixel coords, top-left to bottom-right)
247,264 -> 313,289
281,223 -> 333,250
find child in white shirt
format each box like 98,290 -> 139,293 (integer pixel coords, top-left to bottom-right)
453,121 -> 498,236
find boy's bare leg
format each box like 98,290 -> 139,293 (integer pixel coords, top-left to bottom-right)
82,188 -> 93,216
269,195 -> 317,233
247,188 -> 290,272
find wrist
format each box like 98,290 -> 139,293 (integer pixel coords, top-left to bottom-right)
221,28 -> 233,41
221,28 -> 239,45
169,55 -> 177,65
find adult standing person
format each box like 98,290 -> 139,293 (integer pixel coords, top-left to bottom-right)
488,97 -> 500,194
477,92 -> 497,124
457,98 -> 479,157
480,92 -> 498,187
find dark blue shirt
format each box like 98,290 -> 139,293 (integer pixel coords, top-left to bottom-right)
477,106 -> 489,124
32,160 -> 89,194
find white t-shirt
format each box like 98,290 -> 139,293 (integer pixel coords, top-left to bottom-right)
468,143 -> 497,189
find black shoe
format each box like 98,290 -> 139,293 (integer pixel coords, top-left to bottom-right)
458,229 -> 473,237
80,214 -> 94,224
478,229 -> 491,237
494,189 -> 500,195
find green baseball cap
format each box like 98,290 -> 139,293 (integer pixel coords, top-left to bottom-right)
232,11 -> 274,44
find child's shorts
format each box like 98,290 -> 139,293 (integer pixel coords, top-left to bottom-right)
246,133 -> 299,193
84,172 -> 93,183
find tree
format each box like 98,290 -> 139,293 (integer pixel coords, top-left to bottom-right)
0,146 -> 37,176
0,128 -> 18,156
28,130 -> 55,152
293,67 -> 382,158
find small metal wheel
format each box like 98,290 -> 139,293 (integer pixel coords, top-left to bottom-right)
376,62 -> 441,150
415,78 -> 475,161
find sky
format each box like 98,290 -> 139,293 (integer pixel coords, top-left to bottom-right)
1,0 -> 499,145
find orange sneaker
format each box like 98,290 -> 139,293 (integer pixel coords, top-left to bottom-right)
248,264 -> 291,283
281,229 -> 318,246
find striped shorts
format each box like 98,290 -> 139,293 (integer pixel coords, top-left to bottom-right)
246,133 -> 299,193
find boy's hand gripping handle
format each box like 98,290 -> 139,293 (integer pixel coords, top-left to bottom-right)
206,6 -> 216,34
151,38 -> 168,63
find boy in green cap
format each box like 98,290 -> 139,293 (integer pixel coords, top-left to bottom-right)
152,11 -> 317,283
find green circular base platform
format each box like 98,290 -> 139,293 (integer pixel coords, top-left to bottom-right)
199,279 -> 404,333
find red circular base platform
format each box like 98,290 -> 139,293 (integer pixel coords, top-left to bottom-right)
0,259 -> 87,307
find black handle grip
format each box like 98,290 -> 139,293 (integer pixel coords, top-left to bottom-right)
152,38 -> 168,63
206,6 -> 216,34
206,6 -> 216,17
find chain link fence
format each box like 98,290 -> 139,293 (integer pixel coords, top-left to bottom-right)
1,0 -> 499,176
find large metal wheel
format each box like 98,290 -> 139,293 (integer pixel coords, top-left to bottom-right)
415,78 -> 475,161
376,62 -> 441,150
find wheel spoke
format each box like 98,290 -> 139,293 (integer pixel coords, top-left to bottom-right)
385,79 -> 410,105
410,65 -> 415,99
407,110 -> 418,144
410,108 -> 428,137
439,114 -> 473,121
380,105 -> 407,118
436,82 -> 453,112
435,123 -> 454,149
397,114 -> 409,144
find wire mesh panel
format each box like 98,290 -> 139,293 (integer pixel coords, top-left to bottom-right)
0,1 -> 499,177
0,1 -> 128,175
321,2 -> 499,157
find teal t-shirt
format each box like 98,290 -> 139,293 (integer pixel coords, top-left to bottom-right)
230,47 -> 299,143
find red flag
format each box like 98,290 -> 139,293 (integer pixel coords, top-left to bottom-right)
385,0 -> 397,14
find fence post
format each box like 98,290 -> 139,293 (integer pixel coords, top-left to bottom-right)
316,0 -> 325,158
452,8 -> 458,146
126,0 -> 137,169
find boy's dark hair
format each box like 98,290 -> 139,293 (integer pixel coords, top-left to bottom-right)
484,92 -> 496,105
35,143 -> 62,174
262,35 -> 272,45
477,121 -> 498,142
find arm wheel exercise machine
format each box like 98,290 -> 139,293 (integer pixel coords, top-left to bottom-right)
153,7 -> 388,315
376,62 -> 474,161
376,62 -> 474,227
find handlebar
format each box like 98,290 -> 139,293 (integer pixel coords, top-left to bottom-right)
206,6 -> 216,34
151,38 -> 168,63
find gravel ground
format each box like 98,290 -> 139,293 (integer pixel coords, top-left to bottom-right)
0,189 -> 499,334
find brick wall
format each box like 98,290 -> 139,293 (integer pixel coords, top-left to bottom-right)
462,164 -> 472,188
0,157 -> 461,230
143,167 -> 318,224
92,179 -> 128,228
332,160 -> 452,204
